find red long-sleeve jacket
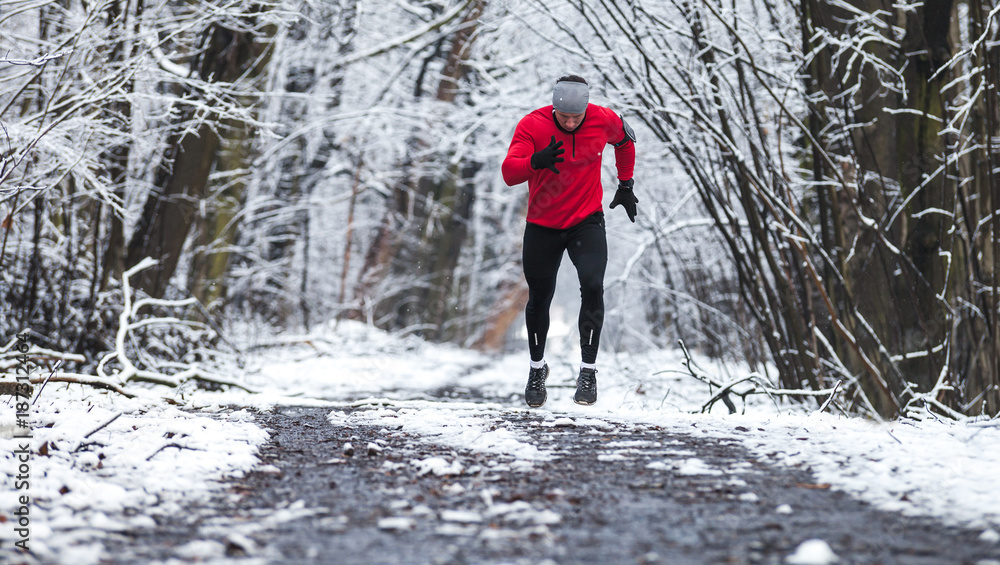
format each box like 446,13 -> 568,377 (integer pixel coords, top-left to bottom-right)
502,104 -> 635,229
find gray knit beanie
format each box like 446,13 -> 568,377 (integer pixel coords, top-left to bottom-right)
552,76 -> 589,114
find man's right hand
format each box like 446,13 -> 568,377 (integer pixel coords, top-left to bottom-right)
530,136 -> 565,174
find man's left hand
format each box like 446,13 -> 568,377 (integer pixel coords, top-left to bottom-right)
610,179 -> 638,222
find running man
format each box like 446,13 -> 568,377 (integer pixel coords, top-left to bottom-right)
501,75 -> 638,407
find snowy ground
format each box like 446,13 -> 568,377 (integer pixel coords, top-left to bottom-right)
3,319 -> 1000,563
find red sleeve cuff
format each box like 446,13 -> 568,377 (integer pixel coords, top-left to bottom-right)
614,140 -> 635,180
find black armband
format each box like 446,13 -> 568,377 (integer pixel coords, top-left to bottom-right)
614,116 -> 636,147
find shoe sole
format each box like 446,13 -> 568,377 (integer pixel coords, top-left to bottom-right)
526,365 -> 549,408
574,399 -> 595,405
526,393 -> 547,408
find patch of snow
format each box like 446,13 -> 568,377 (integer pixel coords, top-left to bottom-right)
174,539 -> 227,560
0,392 -> 267,560
510,460 -> 536,472
440,510 -> 483,523
411,456 -> 463,477
486,501 -> 562,526
329,404 -> 548,462
377,517 -> 415,531
607,440 -> 660,448
442,483 -> 466,496
981,529 -> 1000,544
435,523 -> 479,536
575,418 -> 616,430
675,458 -> 725,476
785,539 -> 839,564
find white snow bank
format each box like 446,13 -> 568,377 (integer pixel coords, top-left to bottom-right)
0,388 -> 267,563
607,406 -> 1000,530
730,412 -> 1000,530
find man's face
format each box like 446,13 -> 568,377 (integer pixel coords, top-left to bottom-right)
554,110 -> 585,132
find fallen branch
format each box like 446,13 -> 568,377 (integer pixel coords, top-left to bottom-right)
146,443 -> 201,461
816,380 -> 844,414
126,366 -> 257,393
671,340 -> 846,414
84,413 -> 124,439
675,340 -> 741,413
701,376 -> 756,414
0,343 -> 86,370
95,257 -> 255,395
31,373 -> 136,398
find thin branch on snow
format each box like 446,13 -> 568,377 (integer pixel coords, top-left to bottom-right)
31,373 -> 136,399
669,340 -> 846,415
146,443 -> 202,461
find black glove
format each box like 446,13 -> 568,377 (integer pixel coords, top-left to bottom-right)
610,178 -> 638,222
530,136 -> 565,174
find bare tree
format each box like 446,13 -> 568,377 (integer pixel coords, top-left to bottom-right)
126,3 -> 277,300
541,0 -> 1000,418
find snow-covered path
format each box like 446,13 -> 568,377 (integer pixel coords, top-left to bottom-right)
4,320 -> 1000,564
233,321 -> 1000,534
100,405 -> 1000,564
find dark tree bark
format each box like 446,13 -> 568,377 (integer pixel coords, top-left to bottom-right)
360,0 -> 486,341
126,20 -> 270,299
99,0 -> 142,292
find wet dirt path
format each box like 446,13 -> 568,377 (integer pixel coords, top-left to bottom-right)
104,405 -> 999,565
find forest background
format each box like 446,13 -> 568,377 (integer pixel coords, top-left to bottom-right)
2,0 -> 999,420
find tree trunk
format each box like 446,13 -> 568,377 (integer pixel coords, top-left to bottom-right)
99,0 -> 142,291
892,0 -> 955,392
362,0 -> 486,341
126,120 -> 222,298
126,21 -> 269,299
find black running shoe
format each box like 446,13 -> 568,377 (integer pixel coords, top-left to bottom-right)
574,368 -> 598,405
525,364 -> 549,408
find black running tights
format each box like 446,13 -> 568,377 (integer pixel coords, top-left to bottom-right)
522,212 -> 607,364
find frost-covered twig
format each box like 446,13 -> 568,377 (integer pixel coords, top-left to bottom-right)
31,373 -> 136,399
329,0 -> 475,69
816,381 -> 843,414
673,340 -> 846,415
83,413 -> 124,439
146,443 -> 201,461
0,50 -> 71,66
94,257 -> 255,394
30,361 -> 60,404
73,413 -> 125,452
